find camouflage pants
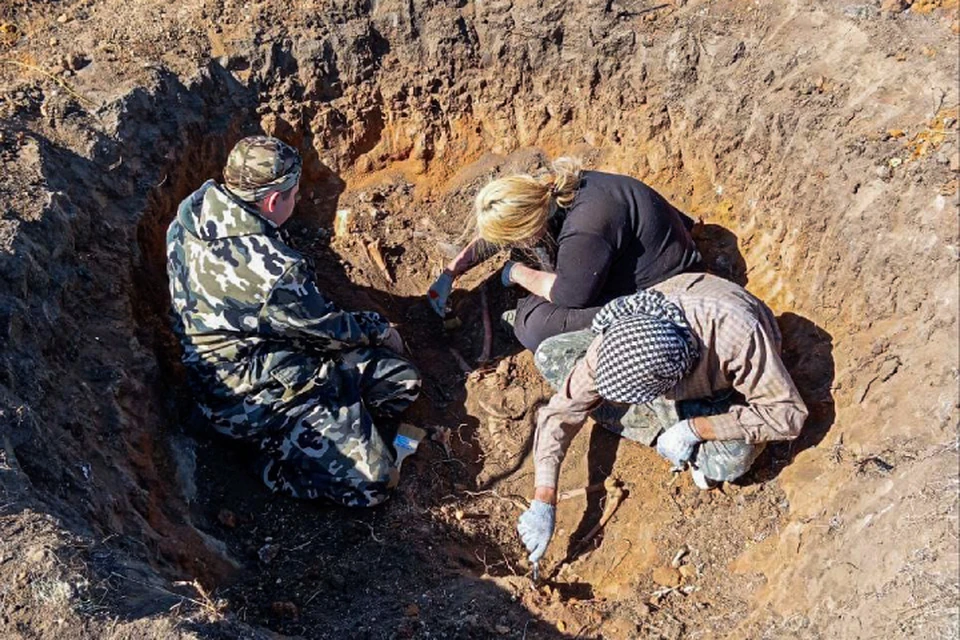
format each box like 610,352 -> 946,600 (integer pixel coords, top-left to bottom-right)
256,347 -> 421,507
534,330 -> 764,482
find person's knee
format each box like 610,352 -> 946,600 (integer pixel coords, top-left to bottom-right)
533,337 -> 568,389
365,353 -> 421,396
514,317 -> 547,352
534,330 -> 596,389
257,423 -> 399,506
695,441 -> 765,482
513,296 -> 554,352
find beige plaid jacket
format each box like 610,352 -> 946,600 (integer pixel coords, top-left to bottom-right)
533,273 -> 809,488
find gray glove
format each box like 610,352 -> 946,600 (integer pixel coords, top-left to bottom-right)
655,419 -> 702,469
517,499 -> 556,563
427,271 -> 454,317
501,260 -> 518,287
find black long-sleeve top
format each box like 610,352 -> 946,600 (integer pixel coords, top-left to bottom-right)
549,171 -> 701,308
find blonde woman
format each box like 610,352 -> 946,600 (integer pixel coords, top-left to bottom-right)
427,158 -> 702,352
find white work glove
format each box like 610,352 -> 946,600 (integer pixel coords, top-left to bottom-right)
380,326 -> 405,354
501,260 -> 518,287
655,419 -> 702,469
517,499 -> 556,563
427,271 -> 454,317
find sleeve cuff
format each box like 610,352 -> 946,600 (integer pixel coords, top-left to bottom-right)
702,413 -> 746,442
534,465 -> 560,490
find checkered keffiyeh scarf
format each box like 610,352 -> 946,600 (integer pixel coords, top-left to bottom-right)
591,290 -> 700,404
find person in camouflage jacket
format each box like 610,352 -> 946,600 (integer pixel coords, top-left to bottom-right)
166,136 -> 421,507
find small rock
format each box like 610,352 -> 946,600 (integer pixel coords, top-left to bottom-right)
495,624 -> 510,634
556,620 -> 567,632
679,564 -> 698,580
258,543 -> 279,565
57,14 -> 70,24
637,602 -> 652,617
950,151 -> 960,173
66,53 -> 89,71
875,165 -> 893,180
671,545 -> 689,568
652,566 -> 682,588
356,155 -> 374,173
404,603 -> 420,617
217,509 -> 237,528
270,601 -> 299,619
602,617 -> 637,639
880,0 -> 908,14
49,38 -> 59,46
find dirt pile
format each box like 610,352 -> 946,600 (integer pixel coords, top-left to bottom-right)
0,1 -> 957,638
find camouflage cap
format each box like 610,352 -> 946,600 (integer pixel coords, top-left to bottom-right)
223,136 -> 302,202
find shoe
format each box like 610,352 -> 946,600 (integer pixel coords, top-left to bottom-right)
691,466 -> 719,490
500,308 -> 517,331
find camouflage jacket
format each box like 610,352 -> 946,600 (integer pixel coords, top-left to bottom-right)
166,180 -> 391,439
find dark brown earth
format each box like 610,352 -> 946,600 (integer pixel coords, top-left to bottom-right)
0,1 -> 958,639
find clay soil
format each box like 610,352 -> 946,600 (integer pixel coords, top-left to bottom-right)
0,1 -> 958,639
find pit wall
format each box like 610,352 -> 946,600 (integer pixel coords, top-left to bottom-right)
1,65 -> 261,597
246,1 -> 957,633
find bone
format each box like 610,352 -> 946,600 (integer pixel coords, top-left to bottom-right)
573,479 -> 626,552
557,481 -> 609,502
363,237 -> 394,283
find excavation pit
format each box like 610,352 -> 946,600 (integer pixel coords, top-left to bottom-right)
0,2 -> 957,639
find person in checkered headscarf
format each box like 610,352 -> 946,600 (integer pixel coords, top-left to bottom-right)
516,272 -> 809,565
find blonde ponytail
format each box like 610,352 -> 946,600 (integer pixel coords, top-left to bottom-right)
548,156 -> 583,209
474,156 -> 583,246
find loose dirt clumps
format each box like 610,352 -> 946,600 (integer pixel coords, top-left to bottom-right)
0,1 -> 958,639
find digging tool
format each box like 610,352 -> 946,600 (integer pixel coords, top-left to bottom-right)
388,423 -> 427,488
394,423 -> 426,470
668,463 -> 685,486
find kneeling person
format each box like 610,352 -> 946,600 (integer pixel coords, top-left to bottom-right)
166,136 -> 421,507
517,273 -> 808,561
